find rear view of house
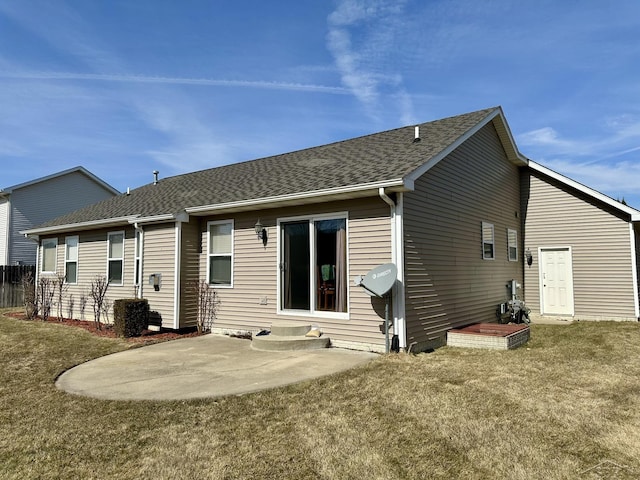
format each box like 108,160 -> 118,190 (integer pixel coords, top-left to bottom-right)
24,107 -> 535,352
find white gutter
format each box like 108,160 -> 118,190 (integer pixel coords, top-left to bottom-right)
378,187 -> 406,349
21,216 -> 139,237
129,211 -> 189,225
187,179 -> 409,215
630,224 -> 640,319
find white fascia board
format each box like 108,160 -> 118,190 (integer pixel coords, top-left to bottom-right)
529,160 -> 640,221
129,211 -> 189,225
405,108 -> 527,184
21,215 -> 139,237
185,179 -> 409,215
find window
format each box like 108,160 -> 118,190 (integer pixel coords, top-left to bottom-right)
207,220 -> 233,286
482,222 -> 495,260
65,236 -> 79,284
507,229 -> 518,262
42,238 -> 57,273
280,214 -> 347,314
107,231 -> 124,285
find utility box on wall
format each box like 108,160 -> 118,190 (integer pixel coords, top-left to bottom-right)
149,273 -> 161,291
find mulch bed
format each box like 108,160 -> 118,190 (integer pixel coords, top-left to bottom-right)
5,310 -> 203,346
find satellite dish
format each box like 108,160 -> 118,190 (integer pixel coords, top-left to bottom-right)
360,263 -> 397,297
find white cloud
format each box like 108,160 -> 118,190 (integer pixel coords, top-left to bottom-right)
518,127 -> 578,151
542,158 -> 640,201
326,0 -> 414,123
0,71 -> 349,95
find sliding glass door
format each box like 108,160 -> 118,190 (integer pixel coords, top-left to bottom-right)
280,215 -> 347,314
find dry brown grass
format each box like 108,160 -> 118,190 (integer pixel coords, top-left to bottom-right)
2,309 -> 640,479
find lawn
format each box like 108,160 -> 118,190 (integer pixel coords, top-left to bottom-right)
2,310 -> 640,479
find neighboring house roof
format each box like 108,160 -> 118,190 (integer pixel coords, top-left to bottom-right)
23,107 -> 527,235
0,166 -> 120,197
528,160 -> 640,222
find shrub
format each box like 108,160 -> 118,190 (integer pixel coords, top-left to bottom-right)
113,299 -> 149,337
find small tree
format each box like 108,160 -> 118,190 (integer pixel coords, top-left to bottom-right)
189,279 -> 219,334
90,276 -> 109,330
102,299 -> 113,326
55,274 -> 68,321
21,271 -> 37,320
79,291 -> 88,320
37,276 -> 56,322
67,294 -> 75,320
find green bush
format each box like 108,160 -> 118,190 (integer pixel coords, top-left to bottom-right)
113,299 -> 149,337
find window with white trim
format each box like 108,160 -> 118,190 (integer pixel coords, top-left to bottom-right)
42,238 -> 58,273
107,231 -> 124,285
65,236 -> 79,284
482,222 -> 495,260
507,229 -> 518,262
207,220 -> 233,287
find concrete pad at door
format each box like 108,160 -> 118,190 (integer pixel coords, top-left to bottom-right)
56,334 -> 378,401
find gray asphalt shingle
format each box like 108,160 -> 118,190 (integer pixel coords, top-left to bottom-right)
34,107 -> 496,229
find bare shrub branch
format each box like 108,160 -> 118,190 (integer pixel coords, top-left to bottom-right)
55,274 -> 68,321
79,292 -> 87,320
189,279 -> 219,334
90,276 -> 109,330
21,271 -> 37,320
67,294 -> 75,320
37,277 -> 55,322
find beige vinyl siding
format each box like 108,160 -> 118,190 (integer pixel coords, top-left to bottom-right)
522,171 -> 636,320
196,198 -> 392,349
179,219 -> 201,328
403,122 -> 522,348
141,223 -> 176,328
38,228 -> 136,322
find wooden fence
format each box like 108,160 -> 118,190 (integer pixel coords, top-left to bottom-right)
0,265 -> 36,308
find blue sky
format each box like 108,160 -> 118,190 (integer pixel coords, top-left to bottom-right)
1,0 -> 640,207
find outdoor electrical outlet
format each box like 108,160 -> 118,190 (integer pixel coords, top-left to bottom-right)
259,296 -> 268,305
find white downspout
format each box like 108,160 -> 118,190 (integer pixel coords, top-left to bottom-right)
378,187 -> 406,349
630,223 -> 639,319
133,223 -> 144,300
173,221 -> 182,330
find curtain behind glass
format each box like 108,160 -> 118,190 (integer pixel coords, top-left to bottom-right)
335,222 -> 347,312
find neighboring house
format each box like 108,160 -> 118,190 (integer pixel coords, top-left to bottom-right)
0,167 -> 119,266
23,107 -> 528,352
522,160 -> 640,321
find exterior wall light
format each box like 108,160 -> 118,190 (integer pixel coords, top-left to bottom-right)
525,249 -> 533,267
255,219 -> 268,246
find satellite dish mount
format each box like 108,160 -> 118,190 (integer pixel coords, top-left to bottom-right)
356,263 -> 397,353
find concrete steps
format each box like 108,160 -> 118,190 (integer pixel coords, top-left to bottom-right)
251,321 -> 330,351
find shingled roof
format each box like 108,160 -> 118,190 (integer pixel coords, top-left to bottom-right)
26,107 -> 523,234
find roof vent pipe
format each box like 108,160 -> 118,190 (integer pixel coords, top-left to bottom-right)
413,126 -> 421,143
153,170 -> 159,185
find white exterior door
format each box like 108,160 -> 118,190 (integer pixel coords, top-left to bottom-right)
539,247 -> 574,316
